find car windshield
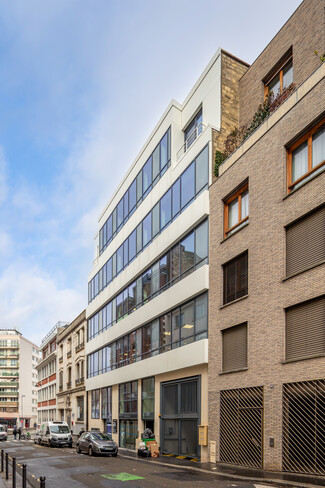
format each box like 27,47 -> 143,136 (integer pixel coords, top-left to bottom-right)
90,432 -> 112,441
50,425 -> 69,434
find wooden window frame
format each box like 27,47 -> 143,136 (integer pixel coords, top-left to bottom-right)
224,183 -> 249,238
264,55 -> 292,99
287,118 -> 325,193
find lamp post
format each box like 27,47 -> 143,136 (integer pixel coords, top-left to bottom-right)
21,395 -> 25,428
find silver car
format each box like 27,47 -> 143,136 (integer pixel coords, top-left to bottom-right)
0,425 -> 7,441
76,431 -> 118,456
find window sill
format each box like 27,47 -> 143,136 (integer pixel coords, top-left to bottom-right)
283,260 -> 325,281
282,352 -> 325,364
220,221 -> 249,244
220,295 -> 248,309
284,164 -> 325,200
219,367 -> 248,375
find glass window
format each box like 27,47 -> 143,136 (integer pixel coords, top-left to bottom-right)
91,390 -> 100,419
112,208 -> 117,235
102,387 -> 112,420
160,132 -> 168,171
143,156 -> 152,197
292,141 -> 308,182
117,245 -> 123,274
180,301 -> 194,346
185,109 -> 202,150
282,59 -> 293,89
160,254 -> 170,289
129,230 -> 136,262
136,276 -> 142,305
151,262 -> 160,296
180,232 -> 195,276
117,199 -> 123,230
137,171 -> 143,203
172,179 -> 180,218
129,331 -> 136,363
142,269 -> 151,301
129,179 -> 136,214
160,189 -> 171,229
106,258 -> 112,284
312,125 -> 325,168
195,294 -> 208,334
105,302 -> 112,329
172,308 -> 180,349
152,145 -> 160,183
123,241 -> 128,267
195,220 -> 208,264
112,252 -> 117,278
181,162 -> 195,209
143,213 -> 152,248
151,319 -> 159,356
142,325 -> 151,359
123,289 -> 129,316
171,245 -> 180,281
128,282 -> 136,313
116,338 -> 124,367
123,192 -> 128,222
224,184 -> 249,237
195,145 -> 208,193
107,215 -> 112,244
160,313 -> 171,352
116,292 -> 123,321
136,223 -> 142,254
152,202 -> 160,238
142,378 -> 154,419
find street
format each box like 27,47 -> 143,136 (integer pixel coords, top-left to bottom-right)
0,438 -> 278,488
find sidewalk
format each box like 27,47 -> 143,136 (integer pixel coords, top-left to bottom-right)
119,448 -> 325,488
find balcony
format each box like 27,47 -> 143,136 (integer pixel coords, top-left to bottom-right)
0,382 -> 18,387
75,377 -> 84,386
177,123 -> 205,160
0,392 -> 18,397
67,351 -> 72,358
75,342 -> 84,353
59,356 -> 63,363
66,382 -> 71,389
0,372 -> 19,378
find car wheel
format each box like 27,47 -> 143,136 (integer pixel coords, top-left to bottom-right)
76,445 -> 81,453
88,446 -> 93,456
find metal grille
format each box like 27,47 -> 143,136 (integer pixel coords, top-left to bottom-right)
283,379 -> 325,474
220,386 -> 263,468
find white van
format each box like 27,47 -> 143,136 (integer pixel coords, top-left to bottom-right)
36,421 -> 72,447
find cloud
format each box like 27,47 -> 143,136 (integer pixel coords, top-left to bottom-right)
0,231 -> 12,258
0,262 -> 86,346
0,147 -> 8,206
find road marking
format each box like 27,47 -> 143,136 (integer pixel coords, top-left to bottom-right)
102,473 -> 145,481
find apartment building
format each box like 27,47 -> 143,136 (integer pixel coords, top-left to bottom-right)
57,310 -> 86,434
209,0 -> 325,476
36,322 -> 68,424
86,49 -> 248,461
0,330 -> 40,429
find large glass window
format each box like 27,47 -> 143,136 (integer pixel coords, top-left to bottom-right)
184,108 -> 202,150
142,269 -> 151,302
180,301 -> 194,346
172,180 -> 180,218
266,58 -> 293,97
129,230 -> 136,262
181,162 -> 195,209
143,213 -> 152,248
152,203 -> 160,238
129,179 -> 136,214
101,387 -> 112,420
142,378 -> 154,420
143,156 -> 152,197
180,232 -> 195,276
224,183 -> 249,237
195,145 -> 208,193
119,381 -> 138,417
160,313 -> 171,352
91,389 -> 100,419
160,189 -> 171,229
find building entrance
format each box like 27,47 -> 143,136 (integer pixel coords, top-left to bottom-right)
160,376 -> 200,458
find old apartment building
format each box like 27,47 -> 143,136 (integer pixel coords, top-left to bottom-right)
57,310 -> 86,434
86,49 -> 248,461
209,0 -> 325,476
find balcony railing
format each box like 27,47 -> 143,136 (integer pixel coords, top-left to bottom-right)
75,377 -> 84,386
59,356 -> 63,363
67,351 -> 72,358
177,123 -> 205,160
66,382 -> 71,389
75,342 -> 84,353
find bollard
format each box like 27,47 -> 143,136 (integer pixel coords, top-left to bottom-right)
1,449 -> 3,472
22,464 -> 27,488
12,457 -> 16,488
5,452 -> 8,480
39,476 -> 46,488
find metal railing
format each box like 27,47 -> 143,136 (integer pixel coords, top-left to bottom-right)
75,342 -> 84,353
66,382 -> 71,389
176,122 -> 205,160
75,377 -> 84,386
67,351 -> 72,358
1,448 -> 46,487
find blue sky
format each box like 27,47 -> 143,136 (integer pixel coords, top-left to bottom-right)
0,0 -> 302,345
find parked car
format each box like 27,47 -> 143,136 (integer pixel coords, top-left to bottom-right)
35,421 -> 72,447
0,425 -> 7,441
76,431 -> 118,456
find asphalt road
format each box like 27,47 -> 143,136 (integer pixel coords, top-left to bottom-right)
0,439 -> 278,488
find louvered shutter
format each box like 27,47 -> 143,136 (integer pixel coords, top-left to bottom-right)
223,323 -> 247,371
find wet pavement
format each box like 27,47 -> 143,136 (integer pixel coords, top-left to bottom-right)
0,438 -> 323,488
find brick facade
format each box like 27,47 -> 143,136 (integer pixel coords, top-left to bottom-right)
209,0 -> 325,473
238,0 -> 325,128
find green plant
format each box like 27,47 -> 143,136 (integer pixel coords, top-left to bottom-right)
214,150 -> 226,177
315,50 -> 325,63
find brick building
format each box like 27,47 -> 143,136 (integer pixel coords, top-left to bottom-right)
208,0 -> 325,475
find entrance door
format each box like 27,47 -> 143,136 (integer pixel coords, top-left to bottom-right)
161,376 -> 200,458
119,420 -> 138,450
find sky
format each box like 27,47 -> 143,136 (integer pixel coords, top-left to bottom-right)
0,0 -> 302,346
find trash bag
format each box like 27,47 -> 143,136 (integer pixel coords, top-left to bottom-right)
137,448 -> 151,457
141,428 -> 155,440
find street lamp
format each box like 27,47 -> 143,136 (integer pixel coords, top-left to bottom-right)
21,395 -> 25,428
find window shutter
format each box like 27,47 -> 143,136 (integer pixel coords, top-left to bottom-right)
223,252 -> 248,304
286,296 -> 325,361
222,323 -> 247,372
286,206 -> 325,276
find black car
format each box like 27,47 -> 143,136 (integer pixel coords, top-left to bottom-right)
76,431 -> 118,456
